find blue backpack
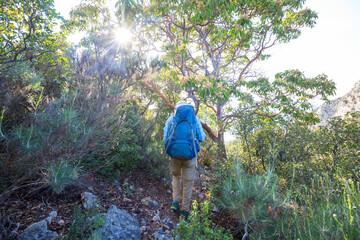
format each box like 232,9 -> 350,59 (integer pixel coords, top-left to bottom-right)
164,105 -> 200,160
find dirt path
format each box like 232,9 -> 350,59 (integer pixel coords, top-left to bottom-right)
0,167 -> 216,239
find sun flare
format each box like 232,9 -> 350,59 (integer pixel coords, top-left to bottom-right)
115,27 -> 133,45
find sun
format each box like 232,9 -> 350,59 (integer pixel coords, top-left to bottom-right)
115,27 -> 133,45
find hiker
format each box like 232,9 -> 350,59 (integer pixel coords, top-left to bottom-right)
163,101 -> 206,218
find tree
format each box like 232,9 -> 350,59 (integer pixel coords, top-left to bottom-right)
314,112 -> 360,181
141,0 -> 336,159
0,0 -> 64,72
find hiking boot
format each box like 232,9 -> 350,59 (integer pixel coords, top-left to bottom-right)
180,210 -> 189,219
170,201 -> 179,212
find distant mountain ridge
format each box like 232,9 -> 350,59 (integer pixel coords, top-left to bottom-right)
315,80 -> 360,126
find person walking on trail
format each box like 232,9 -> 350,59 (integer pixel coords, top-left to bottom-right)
163,100 -> 206,218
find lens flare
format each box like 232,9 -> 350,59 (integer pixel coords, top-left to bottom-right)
115,27 -> 133,45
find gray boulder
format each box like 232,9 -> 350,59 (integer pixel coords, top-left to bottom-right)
17,219 -> 58,240
94,205 -> 140,240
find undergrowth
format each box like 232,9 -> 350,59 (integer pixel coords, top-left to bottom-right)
174,198 -> 233,240
61,205 -> 105,240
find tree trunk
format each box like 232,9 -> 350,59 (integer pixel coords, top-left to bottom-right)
216,134 -> 228,161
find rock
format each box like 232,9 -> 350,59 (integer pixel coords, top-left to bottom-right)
149,199 -> 160,209
152,211 -> 161,222
153,228 -> 174,240
141,197 -> 160,209
162,178 -> 170,186
45,211 -> 57,224
315,80 -> 360,127
199,194 -> 204,199
17,220 -> 58,240
93,205 -> 140,240
58,219 -> 65,226
123,197 -> 132,203
153,228 -> 165,240
140,218 -> 147,226
162,218 -> 174,229
212,205 -> 219,212
113,180 -> 123,193
81,192 -> 100,210
167,189 -> 172,194
140,226 -> 147,233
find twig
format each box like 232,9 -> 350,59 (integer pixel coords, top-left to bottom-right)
242,221 -> 248,240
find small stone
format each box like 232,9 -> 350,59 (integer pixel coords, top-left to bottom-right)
153,228 -> 165,240
162,218 -> 174,229
123,197 -> 132,202
46,211 -> 57,224
141,219 -> 147,226
212,206 -> 219,212
81,192 -> 100,209
167,190 -> 171,194
141,197 -> 160,209
152,211 -> 161,222
199,194 -> 204,199
141,197 -> 151,205
58,219 -> 65,225
162,178 -> 169,186
140,226 -> 147,233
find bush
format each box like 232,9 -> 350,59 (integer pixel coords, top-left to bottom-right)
46,160 -> 80,194
271,175 -> 360,240
213,160 -> 289,239
174,199 -> 233,240
214,161 -> 283,221
0,85 -> 132,195
62,205 -> 105,240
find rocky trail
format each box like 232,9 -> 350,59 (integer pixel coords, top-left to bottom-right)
0,166 -> 241,239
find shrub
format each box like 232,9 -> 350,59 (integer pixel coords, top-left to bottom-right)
174,199 -> 233,240
271,176 -> 360,240
62,205 -> 105,240
0,86 -> 131,196
46,160 -> 80,194
214,161 -> 283,221
213,160 -> 287,238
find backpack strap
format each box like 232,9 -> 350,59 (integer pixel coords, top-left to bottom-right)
163,121 -> 177,158
189,122 -> 198,160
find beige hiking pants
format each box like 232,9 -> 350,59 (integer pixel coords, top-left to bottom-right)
170,157 -> 197,212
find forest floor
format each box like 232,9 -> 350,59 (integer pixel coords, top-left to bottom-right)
1,166 -> 242,239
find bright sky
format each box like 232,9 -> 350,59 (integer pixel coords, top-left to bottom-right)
55,0 -> 360,99
257,0 -> 360,99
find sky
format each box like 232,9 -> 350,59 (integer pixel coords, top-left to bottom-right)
256,0 -> 360,99
54,0 -> 360,99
